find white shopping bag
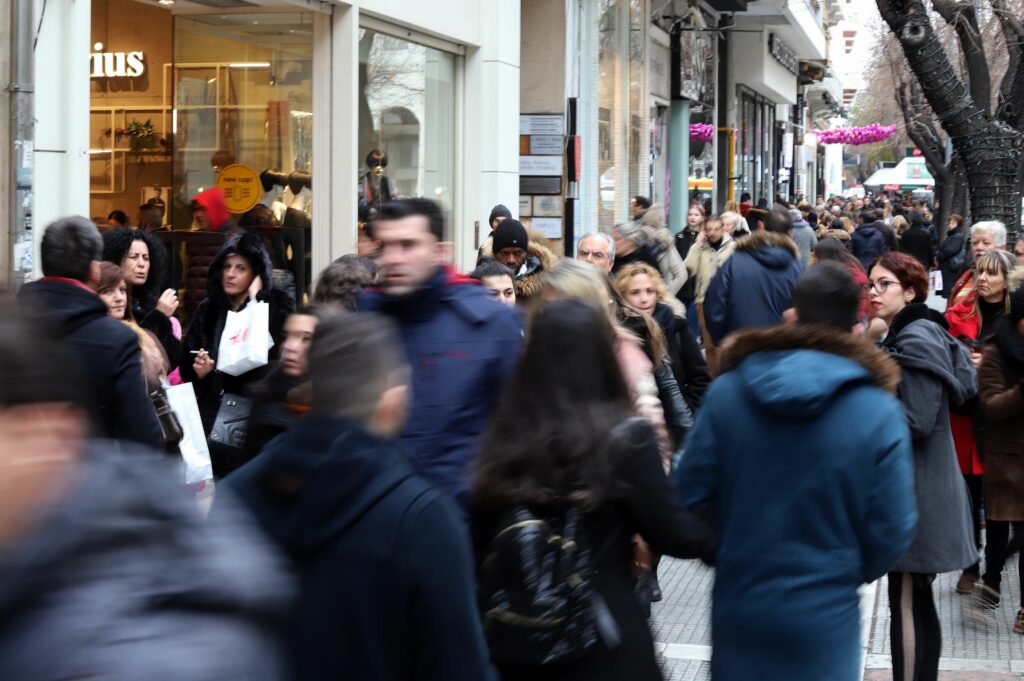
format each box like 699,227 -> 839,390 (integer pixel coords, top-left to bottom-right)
217,301 -> 273,376
164,382 -> 213,484
929,269 -> 943,293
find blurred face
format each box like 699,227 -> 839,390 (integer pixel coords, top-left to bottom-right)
481,275 -> 516,307
972,229 -> 999,261
496,247 -> 528,270
491,214 -> 507,231
612,229 -> 635,257
1015,240 -> 1024,266
98,280 -> 128,320
222,255 -> 256,299
577,235 -> 612,274
192,206 -> 210,230
121,239 -> 150,286
976,266 -> 1007,303
704,219 -> 724,244
687,207 -> 703,228
375,215 -> 445,297
867,264 -> 915,325
623,273 -> 657,314
280,314 -> 317,378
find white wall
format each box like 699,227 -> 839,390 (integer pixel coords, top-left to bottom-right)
33,0 -> 92,274
731,29 -> 797,106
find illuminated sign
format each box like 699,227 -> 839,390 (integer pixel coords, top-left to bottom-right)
90,43 -> 145,78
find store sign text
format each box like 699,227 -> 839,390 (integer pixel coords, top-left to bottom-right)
768,34 -> 798,76
90,45 -> 146,78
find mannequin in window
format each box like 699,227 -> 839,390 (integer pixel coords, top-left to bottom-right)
358,149 -> 393,215
259,169 -> 289,223
283,171 -> 312,231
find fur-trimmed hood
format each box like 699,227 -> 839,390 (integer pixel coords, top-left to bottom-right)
479,231 -> 558,301
733,230 -> 801,259
718,323 -> 902,396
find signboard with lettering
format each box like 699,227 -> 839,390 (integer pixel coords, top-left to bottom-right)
520,155 -> 563,176
90,44 -> 145,78
533,196 -> 561,217
519,196 -> 532,216
529,135 -> 563,155
520,176 -> 562,195
769,34 -> 799,76
520,114 -> 564,136
531,217 -> 563,239
216,164 -> 261,213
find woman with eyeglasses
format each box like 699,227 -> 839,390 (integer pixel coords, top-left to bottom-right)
867,252 -> 978,681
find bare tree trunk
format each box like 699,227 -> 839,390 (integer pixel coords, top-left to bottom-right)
877,0 -> 1024,227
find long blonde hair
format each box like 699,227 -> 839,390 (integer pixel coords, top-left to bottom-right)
891,215 -> 909,237
613,262 -> 686,319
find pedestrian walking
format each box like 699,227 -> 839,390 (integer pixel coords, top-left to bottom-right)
867,252 -> 978,681
613,262 -> 711,413
948,221 -> 1007,309
358,198 -> 522,505
471,259 -> 518,308
222,312 -> 495,681
0,304 -> 290,681
635,205 -> 688,295
974,276 -> 1024,633
610,222 -> 661,276
683,214 -> 735,368
702,208 -> 803,349
813,237 -> 869,324
102,227 -> 182,371
471,299 -> 712,681
576,232 -> 616,274
17,216 -> 163,448
900,213 -> 935,271
936,214 -> 967,299
852,209 -> 890,270
788,207 -> 818,266
674,205 -> 704,320
945,250 -> 1016,592
311,254 -> 377,309
179,232 -> 294,476
478,219 -> 557,306
676,261 -> 916,681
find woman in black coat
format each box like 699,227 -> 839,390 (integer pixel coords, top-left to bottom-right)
470,300 -> 712,681
936,213 -> 966,299
180,232 -> 294,476
102,227 -> 182,371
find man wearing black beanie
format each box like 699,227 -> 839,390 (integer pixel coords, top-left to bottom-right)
480,218 -> 556,306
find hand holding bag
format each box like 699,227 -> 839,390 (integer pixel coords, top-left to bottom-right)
217,301 -> 274,376
164,382 -> 213,483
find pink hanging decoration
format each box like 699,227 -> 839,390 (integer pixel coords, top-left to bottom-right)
689,123 -> 715,143
816,124 -> 898,145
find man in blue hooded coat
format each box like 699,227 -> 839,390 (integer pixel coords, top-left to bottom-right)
676,262 -> 917,681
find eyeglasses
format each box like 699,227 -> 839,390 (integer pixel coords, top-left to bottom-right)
578,249 -> 608,261
865,279 -> 902,293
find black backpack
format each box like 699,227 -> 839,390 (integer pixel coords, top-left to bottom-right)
476,419 -> 642,665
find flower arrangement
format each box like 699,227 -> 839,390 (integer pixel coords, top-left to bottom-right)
817,124 -> 897,145
690,123 -> 715,143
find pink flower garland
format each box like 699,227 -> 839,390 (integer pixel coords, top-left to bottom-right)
689,123 -> 715,143
817,124 -> 897,145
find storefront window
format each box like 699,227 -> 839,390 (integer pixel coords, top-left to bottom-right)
357,28 -> 456,234
736,85 -> 776,204
172,13 -> 314,230
597,0 -> 648,227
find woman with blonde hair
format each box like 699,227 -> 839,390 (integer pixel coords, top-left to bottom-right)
614,262 -> 711,413
891,215 -> 910,239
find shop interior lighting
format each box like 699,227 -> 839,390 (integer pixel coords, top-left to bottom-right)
157,0 -> 174,5
229,62 -> 271,69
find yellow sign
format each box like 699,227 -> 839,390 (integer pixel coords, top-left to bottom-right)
216,164 -> 261,214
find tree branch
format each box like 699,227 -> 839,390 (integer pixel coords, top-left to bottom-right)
991,0 -> 1024,128
932,0 -> 992,116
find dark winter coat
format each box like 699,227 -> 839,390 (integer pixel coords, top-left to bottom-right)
358,267 -> 523,503
978,320 -> 1024,520
479,232 -> 558,305
652,302 -> 711,412
674,227 -> 701,302
243,367 -> 310,461
223,416 -> 495,681
471,418 -> 713,681
0,441 -> 290,681
900,224 -> 935,270
676,324 -> 916,681
17,279 -> 163,448
879,303 -> 979,573
703,231 -> 804,345
179,233 -> 294,465
851,222 -> 888,270
611,245 -> 662,278
936,226 -> 966,298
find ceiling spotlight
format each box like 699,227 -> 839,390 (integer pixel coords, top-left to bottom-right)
158,0 -> 174,5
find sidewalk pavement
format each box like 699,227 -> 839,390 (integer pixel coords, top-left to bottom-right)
651,550 -> 1023,680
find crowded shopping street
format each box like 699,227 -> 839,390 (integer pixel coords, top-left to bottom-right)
3,0 -> 1024,680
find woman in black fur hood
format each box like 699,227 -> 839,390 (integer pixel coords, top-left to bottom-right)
102,227 -> 182,371
179,233 -> 294,473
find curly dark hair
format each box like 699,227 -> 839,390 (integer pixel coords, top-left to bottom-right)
101,228 -> 166,309
311,255 -> 377,310
471,299 -> 634,509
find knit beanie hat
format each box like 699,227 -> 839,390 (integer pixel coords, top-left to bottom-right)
488,204 -> 513,228
493,219 -> 529,253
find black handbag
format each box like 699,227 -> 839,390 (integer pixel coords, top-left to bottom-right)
209,392 -> 254,458
150,386 -> 183,448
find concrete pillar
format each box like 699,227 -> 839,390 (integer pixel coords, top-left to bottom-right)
668,98 -> 690,235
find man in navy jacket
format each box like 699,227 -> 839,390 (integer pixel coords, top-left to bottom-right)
17,216 -> 162,448
358,199 -> 523,504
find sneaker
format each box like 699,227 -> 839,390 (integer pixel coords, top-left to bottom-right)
956,571 -> 979,594
973,583 -> 1001,610
1015,608 -> 1023,635
650,573 -> 663,603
